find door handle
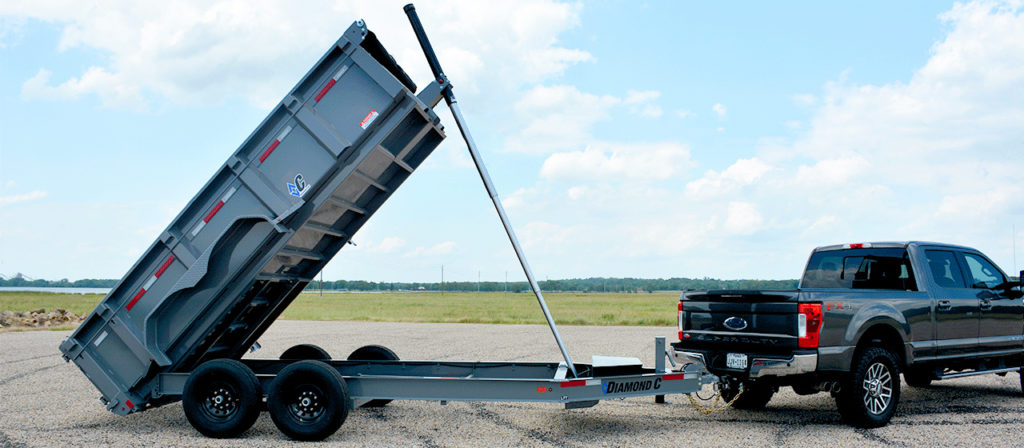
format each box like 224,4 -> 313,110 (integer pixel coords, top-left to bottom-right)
937,300 -> 952,311
980,299 -> 993,310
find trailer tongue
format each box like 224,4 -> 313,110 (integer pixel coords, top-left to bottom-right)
60,4 -> 712,441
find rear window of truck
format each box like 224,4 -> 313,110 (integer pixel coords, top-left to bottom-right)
802,248 -> 917,290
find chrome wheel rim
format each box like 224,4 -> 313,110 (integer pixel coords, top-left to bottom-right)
862,362 -> 893,415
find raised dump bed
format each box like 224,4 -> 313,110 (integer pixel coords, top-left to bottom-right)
61,6 -> 713,442
59,19 -> 446,415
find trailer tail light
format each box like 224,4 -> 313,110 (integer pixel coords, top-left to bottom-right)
797,303 -> 823,348
677,301 -> 684,340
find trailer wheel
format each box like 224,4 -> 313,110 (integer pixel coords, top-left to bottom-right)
347,345 -> 399,407
280,344 -> 331,360
267,360 -> 349,441
182,359 -> 262,439
836,346 -> 901,428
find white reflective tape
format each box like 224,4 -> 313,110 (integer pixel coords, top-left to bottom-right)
221,186 -> 237,202
585,379 -> 601,386
190,220 -> 206,237
94,331 -> 108,347
332,65 -> 349,81
276,125 -> 293,142
142,275 -> 157,290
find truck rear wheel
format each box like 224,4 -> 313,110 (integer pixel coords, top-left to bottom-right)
836,347 -> 901,428
267,360 -> 349,441
280,344 -> 331,360
182,359 -> 262,438
721,381 -> 775,410
347,345 -> 399,407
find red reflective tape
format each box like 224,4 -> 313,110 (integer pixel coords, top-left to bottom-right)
314,78 -> 337,102
203,201 -> 225,223
154,256 -> 175,278
560,380 -> 586,388
125,400 -> 134,409
126,289 -> 146,311
259,140 -> 280,163
662,374 -> 687,381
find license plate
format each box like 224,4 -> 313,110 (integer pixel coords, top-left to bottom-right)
726,353 -> 748,369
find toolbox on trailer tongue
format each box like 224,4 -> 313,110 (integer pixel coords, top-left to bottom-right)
59,19 -> 446,414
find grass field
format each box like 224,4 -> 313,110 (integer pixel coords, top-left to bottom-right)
0,291 -> 681,327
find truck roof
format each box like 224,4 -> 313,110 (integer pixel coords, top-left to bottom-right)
812,241 -> 978,252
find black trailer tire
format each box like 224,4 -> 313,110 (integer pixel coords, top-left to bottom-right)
280,344 -> 331,360
836,346 -> 901,428
347,345 -> 399,408
267,360 -> 349,441
903,368 -> 933,388
721,382 -> 775,410
182,359 -> 262,439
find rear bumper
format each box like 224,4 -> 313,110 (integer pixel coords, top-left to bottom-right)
672,349 -> 817,379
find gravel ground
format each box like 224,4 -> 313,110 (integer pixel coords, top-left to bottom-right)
2,321 -> 1023,447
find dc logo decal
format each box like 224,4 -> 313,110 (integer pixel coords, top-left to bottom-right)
287,173 -> 310,198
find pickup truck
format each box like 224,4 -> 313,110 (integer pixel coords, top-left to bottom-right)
671,241 -> 1024,427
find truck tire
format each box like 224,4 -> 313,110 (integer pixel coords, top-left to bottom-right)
280,344 -> 331,360
182,359 -> 262,438
347,345 -> 399,407
836,347 -> 901,428
721,381 -> 775,410
267,360 -> 349,441
903,368 -> 933,388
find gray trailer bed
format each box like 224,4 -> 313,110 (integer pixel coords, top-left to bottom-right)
60,5 -> 712,441
60,19 -> 446,415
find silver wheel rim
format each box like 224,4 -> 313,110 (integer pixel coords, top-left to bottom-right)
861,362 -> 893,415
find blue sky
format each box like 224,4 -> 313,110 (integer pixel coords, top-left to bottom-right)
2,1 -> 1023,283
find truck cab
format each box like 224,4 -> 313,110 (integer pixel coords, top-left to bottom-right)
671,241 -> 1024,427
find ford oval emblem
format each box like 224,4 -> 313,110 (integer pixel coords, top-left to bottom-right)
723,316 -> 748,331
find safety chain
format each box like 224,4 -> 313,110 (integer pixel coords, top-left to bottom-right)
686,383 -> 744,415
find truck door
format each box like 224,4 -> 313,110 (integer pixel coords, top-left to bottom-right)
924,249 -> 979,357
960,252 -> 1024,352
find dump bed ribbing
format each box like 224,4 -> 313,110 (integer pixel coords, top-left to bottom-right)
59,20 -> 446,415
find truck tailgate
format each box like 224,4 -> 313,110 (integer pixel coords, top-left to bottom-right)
679,290 -> 802,354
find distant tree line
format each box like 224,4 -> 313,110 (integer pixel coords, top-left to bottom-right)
303,277 -> 799,292
0,277 -> 117,288
0,276 -> 798,292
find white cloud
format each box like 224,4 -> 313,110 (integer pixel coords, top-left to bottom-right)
403,241 -> 456,258
722,202 -> 763,235
0,190 -> 47,207
712,103 -> 727,118
370,236 -> 406,254
22,68 -> 145,110
676,109 -> 695,119
793,156 -> 870,187
685,158 -> 772,199
623,89 -> 660,104
539,141 -> 692,182
506,84 -> 620,154
5,0 -> 590,108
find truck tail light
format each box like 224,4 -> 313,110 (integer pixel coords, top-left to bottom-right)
677,301 -> 684,340
797,303 -> 823,348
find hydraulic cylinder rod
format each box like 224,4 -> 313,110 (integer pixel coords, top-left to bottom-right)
404,3 -> 579,378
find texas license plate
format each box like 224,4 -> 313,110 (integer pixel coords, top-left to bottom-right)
726,353 -> 748,369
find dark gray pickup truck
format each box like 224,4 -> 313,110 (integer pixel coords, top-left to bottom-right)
671,241 -> 1024,427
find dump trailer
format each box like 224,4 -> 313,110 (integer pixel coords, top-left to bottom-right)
60,4 -> 712,441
